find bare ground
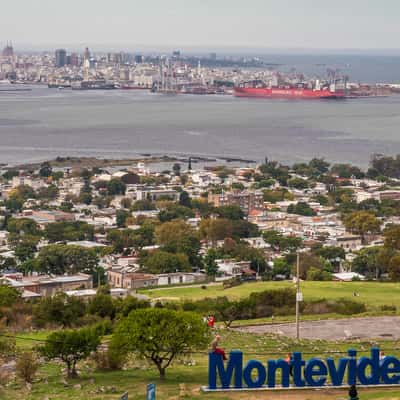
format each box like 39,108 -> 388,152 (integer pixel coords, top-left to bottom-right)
236,316 -> 400,340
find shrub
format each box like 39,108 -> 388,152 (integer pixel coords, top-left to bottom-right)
328,299 -> 367,315
16,351 -> 39,383
303,299 -> 366,316
223,277 -> 242,289
380,304 -> 397,312
0,330 -> 16,361
92,346 -> 126,371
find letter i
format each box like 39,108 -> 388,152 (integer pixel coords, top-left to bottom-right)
347,349 -> 357,385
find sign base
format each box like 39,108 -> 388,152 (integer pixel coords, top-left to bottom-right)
201,384 -> 400,392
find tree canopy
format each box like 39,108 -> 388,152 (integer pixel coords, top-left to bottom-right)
110,308 -> 210,378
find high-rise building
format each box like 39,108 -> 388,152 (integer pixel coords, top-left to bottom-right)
55,49 -> 67,67
172,50 -> 181,59
69,53 -> 80,67
83,47 -> 91,62
134,55 -> 144,64
2,42 -> 14,57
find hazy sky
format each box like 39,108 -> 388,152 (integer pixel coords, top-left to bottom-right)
1,0 -> 400,51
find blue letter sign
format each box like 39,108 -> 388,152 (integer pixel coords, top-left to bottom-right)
207,348 -> 400,390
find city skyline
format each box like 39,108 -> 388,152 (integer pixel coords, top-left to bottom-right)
1,0 -> 400,52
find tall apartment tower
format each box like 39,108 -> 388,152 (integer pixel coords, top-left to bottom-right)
55,49 -> 67,67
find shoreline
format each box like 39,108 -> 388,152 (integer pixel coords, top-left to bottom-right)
5,154 -> 257,171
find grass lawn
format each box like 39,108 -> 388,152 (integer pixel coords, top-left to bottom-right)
3,329 -> 400,400
139,281 -> 400,310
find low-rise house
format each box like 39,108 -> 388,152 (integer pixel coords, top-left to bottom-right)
65,288 -> 129,300
331,234 -> 363,252
242,237 -> 270,249
216,259 -> 252,277
5,273 -> 93,297
156,272 -> 206,286
136,188 -> 179,202
332,272 -> 365,282
107,267 -> 158,289
66,240 -> 107,249
21,209 -> 75,225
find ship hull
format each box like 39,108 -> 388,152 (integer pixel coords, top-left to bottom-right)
233,87 -> 345,99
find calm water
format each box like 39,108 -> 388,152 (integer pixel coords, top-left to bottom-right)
1,86 -> 400,167
259,54 -> 400,84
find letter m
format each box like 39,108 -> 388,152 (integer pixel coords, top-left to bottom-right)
208,351 -> 243,389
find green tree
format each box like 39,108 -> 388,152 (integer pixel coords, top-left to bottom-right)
6,218 -> 39,236
199,218 -> 233,245
214,205 -> 244,220
309,158 -> 330,175
11,185 -> 36,201
4,196 -> 24,212
179,191 -> 191,208
142,250 -> 190,274
288,177 -> 309,190
315,246 -> 345,266
0,285 -> 21,308
172,163 -> 181,176
383,225 -> 400,250
203,249 -> 219,276
131,199 -> 156,211
263,188 -> 293,203
37,185 -> 59,200
287,202 -> 316,217
44,221 -> 94,243
35,244 -> 98,275
107,179 -> 126,195
88,293 -> 116,319
272,257 -> 291,279
213,297 -> 248,328
263,230 -> 302,252
158,204 -> 194,222
110,308 -> 210,379
296,252 -> 332,280
13,236 -> 39,262
155,220 -> 200,265
39,162 -> 52,177
33,293 -> 86,328
352,246 -> 383,279
388,254 -> 400,281
40,327 -> 101,378
2,169 -> 19,181
306,267 -> 332,281
343,211 -> 381,243
116,209 -> 129,228
331,163 -> 364,179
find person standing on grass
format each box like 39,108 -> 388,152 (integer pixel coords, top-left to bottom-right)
349,384 -> 359,400
211,334 -> 227,361
284,352 -> 293,376
207,314 -> 215,328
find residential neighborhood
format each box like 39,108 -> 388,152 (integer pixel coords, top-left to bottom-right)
1,154 -> 400,303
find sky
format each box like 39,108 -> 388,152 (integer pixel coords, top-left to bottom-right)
1,0 -> 400,52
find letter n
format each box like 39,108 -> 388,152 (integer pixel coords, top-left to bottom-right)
208,351 -> 243,389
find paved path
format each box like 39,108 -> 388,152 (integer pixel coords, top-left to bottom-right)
236,316 -> 400,340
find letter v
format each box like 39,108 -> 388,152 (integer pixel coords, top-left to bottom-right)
326,358 -> 348,386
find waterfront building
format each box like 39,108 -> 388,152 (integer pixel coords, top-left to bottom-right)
2,41 -> 14,58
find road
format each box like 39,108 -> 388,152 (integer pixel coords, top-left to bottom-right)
236,316 -> 400,340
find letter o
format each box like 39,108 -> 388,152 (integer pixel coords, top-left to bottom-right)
243,360 -> 266,388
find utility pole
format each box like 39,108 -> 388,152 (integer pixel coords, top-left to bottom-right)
295,251 -> 301,340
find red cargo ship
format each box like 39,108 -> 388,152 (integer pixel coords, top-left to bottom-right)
234,86 -> 345,99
